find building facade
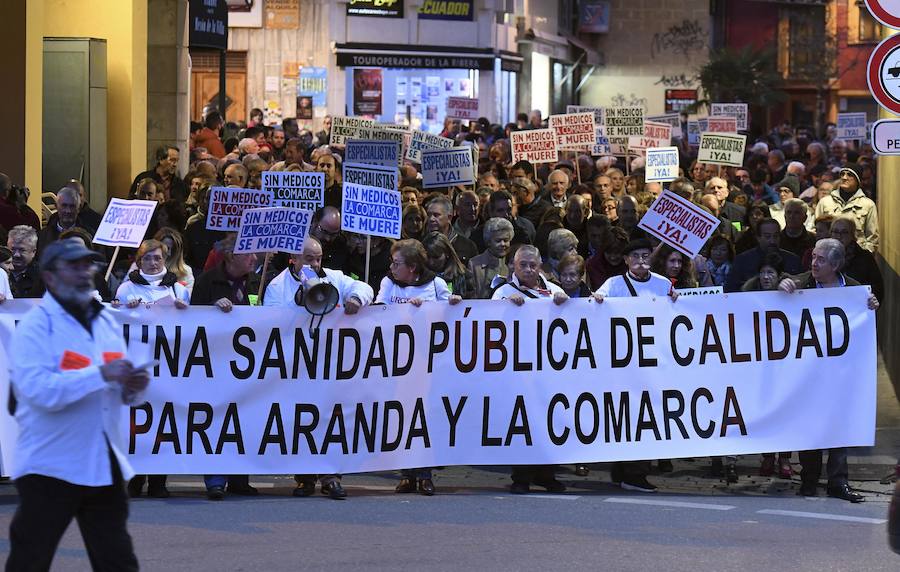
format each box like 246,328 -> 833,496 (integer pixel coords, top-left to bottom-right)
716,0 -> 879,134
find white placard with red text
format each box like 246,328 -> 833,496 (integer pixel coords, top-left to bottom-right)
638,189 -> 722,257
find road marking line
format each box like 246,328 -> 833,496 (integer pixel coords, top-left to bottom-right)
603,498 -> 735,511
525,494 -> 582,500
164,481 -> 276,489
756,509 -> 887,524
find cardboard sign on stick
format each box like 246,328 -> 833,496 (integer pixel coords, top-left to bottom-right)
638,189 -> 722,257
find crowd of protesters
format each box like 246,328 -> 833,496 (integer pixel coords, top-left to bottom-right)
0,107 -> 882,504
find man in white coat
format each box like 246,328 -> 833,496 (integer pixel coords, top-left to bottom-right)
263,235 -> 374,499
6,239 -> 150,571
594,238 -> 678,493
491,245 -> 569,494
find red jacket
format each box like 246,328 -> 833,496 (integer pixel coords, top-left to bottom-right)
193,127 -> 226,158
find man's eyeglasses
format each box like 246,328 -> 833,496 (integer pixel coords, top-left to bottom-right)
626,252 -> 651,261
315,224 -> 340,238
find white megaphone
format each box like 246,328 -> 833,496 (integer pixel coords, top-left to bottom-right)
293,266 -> 339,333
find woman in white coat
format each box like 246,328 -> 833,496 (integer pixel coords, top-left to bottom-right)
115,239 -> 190,310
376,239 -> 461,495
115,239 -> 188,499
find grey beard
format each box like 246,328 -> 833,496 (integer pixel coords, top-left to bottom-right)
52,283 -> 95,306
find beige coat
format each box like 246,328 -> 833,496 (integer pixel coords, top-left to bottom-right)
814,189 -> 878,253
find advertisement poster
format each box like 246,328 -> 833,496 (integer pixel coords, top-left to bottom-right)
444,78 -> 457,94
347,0 -> 403,18
426,76 -> 440,98
578,1 -> 611,33
418,0 -> 475,21
265,0 -> 299,29
298,67 -> 327,108
353,68 -> 383,116
296,95 -> 313,120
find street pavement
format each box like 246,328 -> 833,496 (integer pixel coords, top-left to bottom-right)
0,358 -> 897,570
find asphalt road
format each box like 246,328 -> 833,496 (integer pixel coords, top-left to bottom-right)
0,357 -> 897,571
0,463 -> 896,572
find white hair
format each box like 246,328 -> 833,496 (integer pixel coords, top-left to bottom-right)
595,156 -> 616,172
237,138 -> 258,153
787,161 -> 805,176
750,142 -> 769,155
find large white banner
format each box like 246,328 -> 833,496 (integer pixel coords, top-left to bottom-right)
0,289 -> 877,475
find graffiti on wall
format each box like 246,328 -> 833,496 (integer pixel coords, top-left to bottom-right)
650,19 -> 706,60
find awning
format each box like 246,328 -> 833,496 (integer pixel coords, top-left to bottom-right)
498,50 -> 523,73
566,35 -> 603,67
333,42 -> 495,70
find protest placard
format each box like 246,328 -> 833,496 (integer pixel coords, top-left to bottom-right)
706,116 -> 738,133
638,120 -> 672,148
675,285 -> 724,296
567,105 -> 605,125
369,124 -> 409,149
345,140 -> 402,168
710,103 -> 748,131
645,146 -> 680,183
638,189 -> 722,257
342,162 -> 400,191
341,182 -> 402,239
549,112 -> 597,150
92,198 -> 158,248
837,112 -> 867,140
421,147 -> 476,189
592,126 -> 612,156
405,130 -> 455,163
234,207 -> 312,255
647,113 -> 683,139
329,116 -> 376,146
206,187 -> 273,231
605,107 -> 644,138
510,128 -> 558,164
698,133 -> 747,167
446,96 -> 480,120
687,120 -> 701,146
263,171 -> 325,212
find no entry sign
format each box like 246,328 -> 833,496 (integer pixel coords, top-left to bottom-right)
865,1 -> 900,29
866,33 -> 900,115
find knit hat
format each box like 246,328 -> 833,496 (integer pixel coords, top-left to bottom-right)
839,163 -> 863,187
774,174 -> 800,197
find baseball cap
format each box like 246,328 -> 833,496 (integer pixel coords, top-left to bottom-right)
39,239 -> 104,271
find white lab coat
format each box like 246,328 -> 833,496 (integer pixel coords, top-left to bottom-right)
595,271 -> 672,298
264,266 -> 374,308
9,293 -> 144,486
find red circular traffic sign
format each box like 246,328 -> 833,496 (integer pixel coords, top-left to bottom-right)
867,33 -> 900,115
865,1 -> 900,30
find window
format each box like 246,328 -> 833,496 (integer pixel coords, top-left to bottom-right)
857,1 -> 883,42
786,5 -> 826,80
558,0 -> 577,36
552,61 -> 577,114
